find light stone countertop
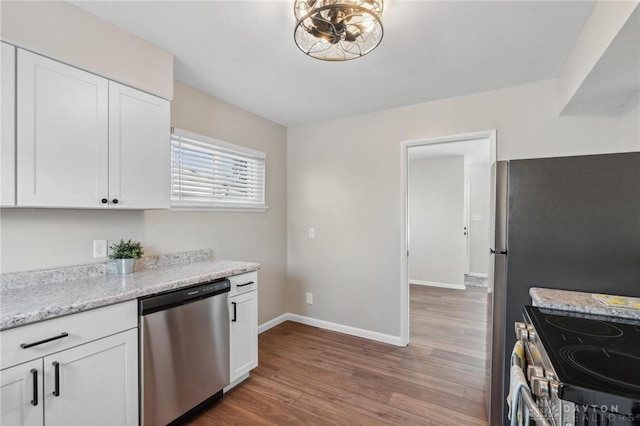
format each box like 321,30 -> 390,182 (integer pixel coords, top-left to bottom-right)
530,287 -> 640,320
0,257 -> 259,331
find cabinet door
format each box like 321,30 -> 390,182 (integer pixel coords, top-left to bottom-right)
229,290 -> 258,382
0,359 -> 44,426
16,49 -> 109,208
108,82 -> 170,209
43,329 -> 138,426
1,42 -> 16,207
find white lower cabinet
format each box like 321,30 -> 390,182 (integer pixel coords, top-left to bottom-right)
229,273 -> 258,385
0,329 -> 137,426
0,302 -> 138,426
0,359 -> 43,426
43,329 -> 138,426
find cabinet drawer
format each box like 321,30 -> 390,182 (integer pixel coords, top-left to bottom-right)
229,271 -> 257,297
1,301 -> 137,370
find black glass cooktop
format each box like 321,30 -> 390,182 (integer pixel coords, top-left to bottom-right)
524,306 -> 640,414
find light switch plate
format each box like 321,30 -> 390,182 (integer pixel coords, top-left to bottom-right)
308,227 -> 315,239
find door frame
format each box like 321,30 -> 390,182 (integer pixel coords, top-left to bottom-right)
400,130 -> 497,346
464,180 -> 471,275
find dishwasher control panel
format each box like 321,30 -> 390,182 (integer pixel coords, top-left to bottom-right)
139,278 -> 231,315
184,280 -> 230,301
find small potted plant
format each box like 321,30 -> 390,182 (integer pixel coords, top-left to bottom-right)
109,239 -> 144,274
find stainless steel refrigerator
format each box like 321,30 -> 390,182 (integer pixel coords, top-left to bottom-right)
487,152 -> 640,425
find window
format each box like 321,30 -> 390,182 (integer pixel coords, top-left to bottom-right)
171,128 -> 266,210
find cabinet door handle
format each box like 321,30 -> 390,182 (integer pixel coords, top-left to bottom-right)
101,198 -> 108,204
112,199 -> 119,204
52,362 -> 60,397
30,369 -> 38,406
231,302 -> 237,322
236,281 -> 254,288
21,332 -> 69,349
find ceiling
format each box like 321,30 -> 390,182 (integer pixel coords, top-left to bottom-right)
408,138 -> 490,165
73,1 -> 595,127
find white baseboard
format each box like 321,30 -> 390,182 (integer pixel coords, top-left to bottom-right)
409,279 -> 465,290
468,272 -> 488,278
288,313 -> 404,347
259,312 -> 404,347
258,313 -> 289,334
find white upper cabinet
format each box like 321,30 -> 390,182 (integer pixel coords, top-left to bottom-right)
1,42 -> 16,207
108,82 -> 170,209
16,49 -> 169,209
17,49 -> 109,208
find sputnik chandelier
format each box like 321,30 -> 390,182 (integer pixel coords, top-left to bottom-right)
294,0 -> 384,61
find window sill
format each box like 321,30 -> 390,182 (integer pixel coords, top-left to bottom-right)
169,205 -> 269,213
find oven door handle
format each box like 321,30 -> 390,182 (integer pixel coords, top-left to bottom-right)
510,343 -> 553,426
519,387 -> 552,426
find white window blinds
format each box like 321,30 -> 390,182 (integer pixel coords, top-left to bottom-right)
171,128 -> 266,210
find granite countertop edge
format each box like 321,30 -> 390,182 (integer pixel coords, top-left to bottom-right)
0,259 -> 260,331
529,287 -> 640,320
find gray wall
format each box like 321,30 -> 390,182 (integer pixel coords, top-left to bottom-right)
408,156 -> 464,286
287,78 -> 636,338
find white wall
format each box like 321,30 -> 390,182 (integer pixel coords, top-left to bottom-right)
621,92 -> 640,151
0,209 -> 144,273
559,1 -> 639,112
465,163 -> 491,276
409,156 -> 464,286
0,1 -> 173,99
287,78 -> 634,337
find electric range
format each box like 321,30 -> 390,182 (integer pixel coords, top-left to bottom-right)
519,306 -> 640,425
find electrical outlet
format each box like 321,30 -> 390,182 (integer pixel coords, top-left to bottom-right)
306,292 -> 313,305
308,227 -> 315,239
93,240 -> 107,258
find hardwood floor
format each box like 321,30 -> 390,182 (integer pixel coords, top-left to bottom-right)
189,285 -> 490,425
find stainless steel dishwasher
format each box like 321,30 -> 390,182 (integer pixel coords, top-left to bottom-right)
139,278 -> 230,426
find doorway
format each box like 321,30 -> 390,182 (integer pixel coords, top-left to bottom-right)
400,130 -> 497,345
401,130 -> 497,419
464,180 -> 470,275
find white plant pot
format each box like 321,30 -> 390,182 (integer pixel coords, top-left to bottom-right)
116,258 -> 136,274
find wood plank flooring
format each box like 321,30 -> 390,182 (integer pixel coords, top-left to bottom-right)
189,285 -> 490,425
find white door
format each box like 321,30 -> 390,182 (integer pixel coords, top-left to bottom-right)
44,329 -> 138,426
1,42 -> 16,207
16,49 -> 109,208
108,82 -> 170,209
463,181 -> 470,275
229,290 -> 258,382
0,359 -> 44,426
